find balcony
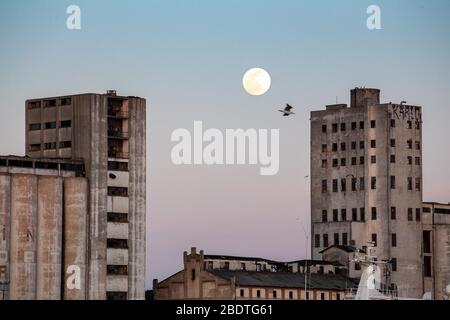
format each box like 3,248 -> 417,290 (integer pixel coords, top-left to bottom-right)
108,106 -> 129,119
108,150 -> 129,159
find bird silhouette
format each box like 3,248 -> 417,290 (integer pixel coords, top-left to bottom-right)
279,104 -> 295,116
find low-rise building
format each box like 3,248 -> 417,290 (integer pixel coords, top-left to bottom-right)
153,248 -> 357,300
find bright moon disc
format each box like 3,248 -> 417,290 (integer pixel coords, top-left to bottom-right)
242,68 -> 271,96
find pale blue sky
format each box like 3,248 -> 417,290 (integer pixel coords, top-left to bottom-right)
1,0 -> 450,289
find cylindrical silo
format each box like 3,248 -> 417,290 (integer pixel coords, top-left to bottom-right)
63,177 -> 88,300
36,176 -> 63,300
0,174 -> 11,300
10,174 -> 38,300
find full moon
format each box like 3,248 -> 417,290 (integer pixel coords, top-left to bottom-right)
242,68 -> 271,96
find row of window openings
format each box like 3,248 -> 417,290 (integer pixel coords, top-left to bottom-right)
321,139 -> 421,153
28,98 -> 72,109
321,207 -> 421,223
29,120 -> 71,131
323,155 -> 421,168
28,141 -> 72,151
238,289 -> 334,300
322,119 -> 420,133
322,176 -> 421,193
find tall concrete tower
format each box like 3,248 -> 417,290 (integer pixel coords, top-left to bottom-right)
310,88 -> 423,298
24,91 -> 146,300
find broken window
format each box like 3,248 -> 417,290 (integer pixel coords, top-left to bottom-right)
333,209 -> 338,222
359,156 -> 364,165
341,209 -> 347,221
416,208 -> 421,221
315,234 -> 320,248
29,123 -> 41,131
370,120 -> 376,128
43,99 -> 56,108
424,256 -> 432,277
28,101 -> 41,109
390,154 -> 396,163
332,179 -> 338,192
106,292 -> 127,300
59,141 -> 72,149
59,98 -> 72,106
351,122 -> 357,130
371,233 -> 377,247
391,258 -> 397,272
407,177 -> 413,190
322,210 -> 328,222
28,144 -> 41,152
371,155 -> 376,164
340,142 -> 346,151
407,208 -> 413,221
340,158 -> 346,167
323,234 -> 329,247
108,161 -> 129,172
35,161 -> 58,170
391,234 -> 397,247
415,157 -> 421,165
390,119 -> 395,128
341,179 -> 346,192
423,231 -> 431,254
332,158 -> 338,167
391,207 -> 396,220
359,141 -> 365,149
321,159 -> 327,168
351,178 -> 357,191
352,208 -> 358,221
371,207 -> 377,220
351,157 -> 357,166
108,187 -> 128,197
407,120 -> 412,129
44,122 -> 57,129
322,124 -> 327,133
390,139 -> 396,147
351,141 -> 356,150
370,140 -> 376,148
360,208 -> 365,221
390,176 -> 396,189
342,233 -> 348,246
321,144 -> 327,152
107,265 -> 128,275
322,180 -> 327,193
60,120 -> 71,128
340,123 -> 346,132
44,142 -> 57,150
332,123 -> 338,133
359,121 -> 364,130
407,140 -> 412,149
334,233 -> 339,245
107,238 -> 128,249
107,212 -> 128,223
415,141 -> 421,150
371,177 -> 376,190
407,156 -> 413,165
332,143 -> 338,152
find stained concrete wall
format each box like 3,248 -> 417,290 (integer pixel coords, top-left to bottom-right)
10,175 -> 38,300
127,97 -> 146,300
36,176 -> 63,300
0,174 -> 11,299
72,94 -> 108,300
63,177 -> 88,300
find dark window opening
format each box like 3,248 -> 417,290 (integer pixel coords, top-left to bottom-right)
341,209 -> 347,221
35,161 -> 58,170
191,269 -> 196,281
323,234 -> 329,248
370,140 -> 376,148
315,234 -> 320,248
408,208 -> 413,221
108,187 -> 128,197
371,155 -> 376,164
322,180 -> 327,193
107,238 -> 128,249
416,208 -> 421,221
8,159 -> 33,168
333,209 -> 338,222
351,122 -> 357,130
423,231 -> 431,254
44,122 -> 57,129
371,207 -> 377,220
359,156 -> 365,165
29,123 -> 41,131
107,212 -> 128,223
341,179 -> 346,192
340,123 -> 346,132
322,144 -> 327,152
390,176 -> 396,189
424,256 -> 432,277
108,161 -> 129,172
59,98 -> 72,106
256,290 -> 261,298
332,123 -> 338,133
43,99 -> 56,108
322,124 -> 327,133
391,258 -> 397,272
44,142 -> 57,150
59,141 -> 72,149
391,207 -> 396,220
370,120 -> 376,128
359,121 -> 364,130
332,179 -> 338,192
28,144 -> 41,152
322,210 -> 328,222
371,233 -> 377,247
352,208 -> 358,221
342,233 -> 348,245
28,101 -> 41,109
60,120 -> 72,128
390,119 -> 395,128
371,177 -> 376,190
391,234 -> 397,247
106,292 -> 127,300
360,208 -> 365,221
390,154 -> 396,163
107,265 -> 128,275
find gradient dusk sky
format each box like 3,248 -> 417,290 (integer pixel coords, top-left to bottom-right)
1,0 -> 450,289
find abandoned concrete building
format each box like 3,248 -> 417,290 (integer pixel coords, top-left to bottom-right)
153,248 -> 357,300
0,90 -> 146,300
310,88 -> 450,299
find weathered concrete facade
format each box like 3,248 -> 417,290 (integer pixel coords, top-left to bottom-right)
0,156 -> 87,300
25,90 -> 146,300
310,88 -> 424,298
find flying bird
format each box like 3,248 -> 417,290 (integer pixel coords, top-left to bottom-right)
279,104 -> 295,116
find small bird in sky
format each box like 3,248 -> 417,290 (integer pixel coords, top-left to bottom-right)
279,104 -> 295,116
